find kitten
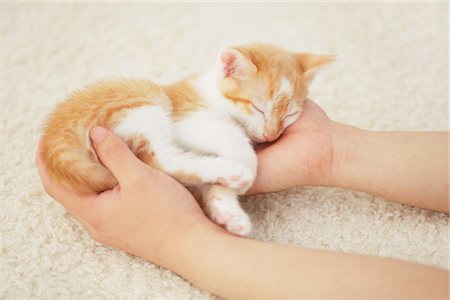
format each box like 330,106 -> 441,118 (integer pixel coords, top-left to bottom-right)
41,43 -> 334,236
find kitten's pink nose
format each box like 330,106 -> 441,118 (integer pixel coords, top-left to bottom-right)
263,134 -> 278,142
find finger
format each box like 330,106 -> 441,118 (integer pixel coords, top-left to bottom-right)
90,127 -> 150,184
246,142 -> 291,195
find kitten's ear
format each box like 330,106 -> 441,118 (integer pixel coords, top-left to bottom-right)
297,53 -> 336,81
219,48 -> 257,79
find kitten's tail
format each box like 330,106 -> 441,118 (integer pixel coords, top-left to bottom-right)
41,133 -> 118,193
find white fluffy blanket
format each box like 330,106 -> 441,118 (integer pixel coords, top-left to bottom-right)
1,3 -> 448,299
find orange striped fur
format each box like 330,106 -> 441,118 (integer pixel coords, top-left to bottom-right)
41,44 -> 334,193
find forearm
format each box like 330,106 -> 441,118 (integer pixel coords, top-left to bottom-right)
155,223 -> 447,299
329,123 -> 449,212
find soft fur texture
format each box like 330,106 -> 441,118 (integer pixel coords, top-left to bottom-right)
1,3 -> 448,299
41,43 -> 333,236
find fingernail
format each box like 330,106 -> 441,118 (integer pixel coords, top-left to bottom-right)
90,127 -> 109,144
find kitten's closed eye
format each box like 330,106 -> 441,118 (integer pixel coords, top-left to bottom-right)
284,111 -> 299,119
251,103 -> 265,116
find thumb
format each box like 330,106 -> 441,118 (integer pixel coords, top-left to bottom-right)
90,126 -> 146,184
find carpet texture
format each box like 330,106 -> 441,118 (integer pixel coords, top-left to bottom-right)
1,3 -> 448,299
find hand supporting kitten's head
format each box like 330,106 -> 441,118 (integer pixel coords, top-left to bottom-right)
216,43 -> 335,143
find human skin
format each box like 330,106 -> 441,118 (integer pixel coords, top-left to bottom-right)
36,100 -> 449,299
249,100 -> 449,213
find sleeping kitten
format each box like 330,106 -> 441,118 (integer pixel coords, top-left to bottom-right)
41,43 -> 334,236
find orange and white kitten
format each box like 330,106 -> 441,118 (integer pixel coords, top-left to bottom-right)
42,44 -> 334,236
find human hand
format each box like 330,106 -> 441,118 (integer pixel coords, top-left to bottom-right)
248,99 -> 336,194
36,127 -> 213,267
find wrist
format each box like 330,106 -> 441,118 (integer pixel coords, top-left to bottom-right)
327,121 -> 369,188
149,216 -> 225,270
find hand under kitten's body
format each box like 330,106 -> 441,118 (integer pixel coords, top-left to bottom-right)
41,44 -> 334,236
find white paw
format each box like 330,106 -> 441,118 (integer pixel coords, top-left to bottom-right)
209,197 -> 252,236
214,161 -> 254,193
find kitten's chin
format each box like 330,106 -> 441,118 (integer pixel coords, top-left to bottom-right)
250,136 -> 267,144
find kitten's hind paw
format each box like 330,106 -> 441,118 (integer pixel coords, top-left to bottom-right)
209,197 -> 252,236
215,162 -> 253,193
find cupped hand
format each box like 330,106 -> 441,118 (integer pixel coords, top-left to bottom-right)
248,99 -> 335,194
36,127 -> 212,266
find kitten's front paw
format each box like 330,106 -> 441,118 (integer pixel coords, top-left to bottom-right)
215,162 -> 254,193
209,197 -> 252,236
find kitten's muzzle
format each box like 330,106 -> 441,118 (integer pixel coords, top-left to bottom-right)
263,133 -> 281,142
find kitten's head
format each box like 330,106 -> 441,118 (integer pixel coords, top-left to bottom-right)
216,43 -> 335,143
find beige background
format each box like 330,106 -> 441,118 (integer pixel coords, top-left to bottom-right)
1,2 -> 448,299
